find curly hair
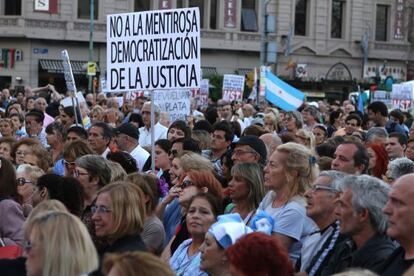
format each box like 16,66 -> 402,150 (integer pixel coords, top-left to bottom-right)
367,143 -> 389,179
226,232 -> 293,276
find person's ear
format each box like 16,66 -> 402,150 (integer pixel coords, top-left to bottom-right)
201,187 -> 208,193
40,187 -> 48,199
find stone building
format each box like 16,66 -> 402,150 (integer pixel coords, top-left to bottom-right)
0,0 -> 413,100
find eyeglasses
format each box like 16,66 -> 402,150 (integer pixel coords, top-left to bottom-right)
181,179 -> 194,189
73,170 -> 89,177
309,184 -> 339,193
91,205 -> 112,214
64,160 -> 76,168
168,149 -> 178,157
17,177 -> 32,186
232,149 -> 257,156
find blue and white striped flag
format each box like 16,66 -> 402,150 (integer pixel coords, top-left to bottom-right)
265,71 -> 305,111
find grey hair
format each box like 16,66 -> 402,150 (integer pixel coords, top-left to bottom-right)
16,164 -> 44,183
338,175 -> 390,234
388,157 -> 414,180
318,170 -> 346,191
366,127 -> 388,143
143,101 -> 161,114
287,111 -> 303,129
75,154 -> 112,187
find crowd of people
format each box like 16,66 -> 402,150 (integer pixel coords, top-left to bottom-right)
0,84 -> 414,275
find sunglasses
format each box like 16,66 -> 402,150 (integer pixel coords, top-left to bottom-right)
168,149 -> 179,157
181,179 -> 194,189
64,160 -> 76,168
17,177 -> 32,186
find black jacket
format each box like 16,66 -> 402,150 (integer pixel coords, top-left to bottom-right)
380,247 -> 414,276
100,233 -> 147,255
0,257 -> 26,276
93,234 -> 147,276
320,233 -> 396,275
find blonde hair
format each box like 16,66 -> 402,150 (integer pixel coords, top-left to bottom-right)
296,129 -> 316,151
29,211 -> 98,276
264,113 -> 279,132
25,199 -> 68,237
108,161 -> 127,182
179,151 -> 214,173
97,182 -> 146,241
276,142 -> 319,199
103,251 -> 174,276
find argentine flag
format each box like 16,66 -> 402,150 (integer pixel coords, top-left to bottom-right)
265,71 -> 305,111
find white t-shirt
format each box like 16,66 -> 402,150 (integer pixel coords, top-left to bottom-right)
139,122 -> 168,148
130,144 -> 150,171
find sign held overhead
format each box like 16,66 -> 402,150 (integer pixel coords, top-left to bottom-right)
107,8 -> 201,92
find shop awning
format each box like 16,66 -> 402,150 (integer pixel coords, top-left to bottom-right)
236,68 -> 254,76
39,59 -> 100,75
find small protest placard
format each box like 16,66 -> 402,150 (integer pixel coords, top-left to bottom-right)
61,50 -> 77,93
392,83 -> 413,110
154,90 -> 190,122
222,74 -> 245,101
106,8 -> 201,92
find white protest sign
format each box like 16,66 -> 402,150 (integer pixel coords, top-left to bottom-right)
61,92 -> 87,107
154,90 -> 190,122
222,74 -> 245,101
198,79 -> 209,107
61,50 -> 77,93
107,8 -> 201,92
392,83 -> 413,110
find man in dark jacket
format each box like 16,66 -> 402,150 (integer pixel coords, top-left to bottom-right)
319,175 -> 395,275
381,173 -> 414,275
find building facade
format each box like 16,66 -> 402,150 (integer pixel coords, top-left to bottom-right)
0,0 -> 413,100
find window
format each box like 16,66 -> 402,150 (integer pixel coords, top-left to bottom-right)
5,0 -> 21,15
78,0 -> 98,20
331,0 -> 345,38
189,0 -> 204,29
408,8 -> 414,43
295,0 -> 307,36
241,0 -> 257,32
176,0 -> 184,9
135,0 -> 150,12
210,0 -> 217,29
375,5 -> 388,41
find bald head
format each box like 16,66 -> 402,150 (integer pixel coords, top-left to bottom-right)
259,133 -> 282,157
383,173 -> 414,247
242,104 -> 255,117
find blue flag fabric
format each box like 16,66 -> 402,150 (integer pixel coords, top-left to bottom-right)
265,71 -> 305,111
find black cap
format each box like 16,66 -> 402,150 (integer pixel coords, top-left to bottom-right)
232,135 -> 267,165
114,123 -> 139,140
25,108 -> 45,122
